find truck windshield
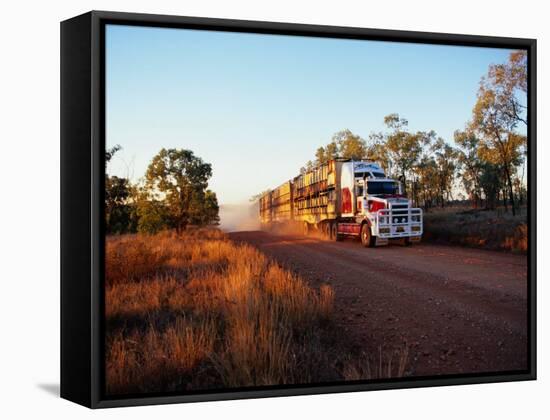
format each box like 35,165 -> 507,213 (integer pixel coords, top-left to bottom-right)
367,181 -> 398,195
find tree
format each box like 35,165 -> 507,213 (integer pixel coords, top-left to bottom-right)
195,190 -> 220,226
430,138 -> 458,207
143,148 -> 218,232
367,132 -> 391,174
136,193 -> 171,234
469,50 -> 527,215
333,130 -> 369,160
105,175 -> 136,233
314,129 -> 368,165
105,144 -> 137,234
382,114 -> 435,193
315,141 -> 338,164
455,130 -> 483,208
478,162 -> 502,210
415,157 -> 439,209
487,50 -> 527,126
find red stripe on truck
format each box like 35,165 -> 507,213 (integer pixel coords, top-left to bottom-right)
341,188 -> 352,213
338,223 -> 360,235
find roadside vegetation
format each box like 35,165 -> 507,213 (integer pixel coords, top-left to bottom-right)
423,206 -> 527,253
105,229 -> 408,395
105,147 -> 220,235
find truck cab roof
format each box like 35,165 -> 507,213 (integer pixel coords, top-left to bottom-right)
351,161 -> 387,179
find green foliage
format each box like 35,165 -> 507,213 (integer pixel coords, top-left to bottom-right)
140,148 -> 219,233
430,138 -> 459,206
478,162 -> 502,210
382,114 -> 435,191
314,129 -> 369,165
136,196 -> 171,234
105,175 -> 137,234
105,146 -> 219,235
105,146 -> 138,234
196,190 -> 220,226
414,156 -> 439,209
455,130 -> 483,206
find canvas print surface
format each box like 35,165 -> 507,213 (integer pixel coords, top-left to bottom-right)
104,24 -> 529,396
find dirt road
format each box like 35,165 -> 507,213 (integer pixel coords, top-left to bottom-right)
229,231 -> 528,377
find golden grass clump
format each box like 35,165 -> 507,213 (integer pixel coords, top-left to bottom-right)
105,229 -> 359,395
106,316 -> 216,393
105,235 -> 169,286
502,223 -> 528,252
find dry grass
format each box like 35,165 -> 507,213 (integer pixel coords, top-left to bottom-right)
423,207 -> 528,253
341,346 -> 410,381
105,229 -> 386,395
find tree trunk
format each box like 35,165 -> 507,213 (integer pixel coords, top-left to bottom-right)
504,166 -> 516,216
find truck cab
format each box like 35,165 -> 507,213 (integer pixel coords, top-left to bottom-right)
339,161 -> 423,246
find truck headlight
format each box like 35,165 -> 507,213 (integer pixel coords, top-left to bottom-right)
379,227 -> 390,234
411,226 -> 421,232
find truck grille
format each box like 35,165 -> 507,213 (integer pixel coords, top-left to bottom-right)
390,205 -> 408,224
391,204 -> 408,210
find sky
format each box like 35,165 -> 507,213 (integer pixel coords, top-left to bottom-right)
105,24 -> 516,205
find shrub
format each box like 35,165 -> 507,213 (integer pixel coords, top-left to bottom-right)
423,207 -> 528,253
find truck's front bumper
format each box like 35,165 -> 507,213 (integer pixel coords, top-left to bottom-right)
374,208 -> 423,239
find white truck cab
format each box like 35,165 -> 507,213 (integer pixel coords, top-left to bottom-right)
340,161 -> 423,246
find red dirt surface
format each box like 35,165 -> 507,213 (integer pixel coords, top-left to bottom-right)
229,231 -> 528,377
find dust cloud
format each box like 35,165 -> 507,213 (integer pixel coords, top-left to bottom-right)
219,202 -> 260,232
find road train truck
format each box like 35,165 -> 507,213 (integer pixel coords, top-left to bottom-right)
259,159 -> 423,247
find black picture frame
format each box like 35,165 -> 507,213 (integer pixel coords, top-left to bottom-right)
60,10 -> 537,409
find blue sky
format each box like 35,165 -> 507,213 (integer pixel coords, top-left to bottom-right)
106,24 -> 515,205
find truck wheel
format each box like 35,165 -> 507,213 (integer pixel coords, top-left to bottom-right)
303,222 -> 310,236
322,222 -> 330,238
404,237 -> 413,246
332,223 -> 342,241
361,224 -> 375,248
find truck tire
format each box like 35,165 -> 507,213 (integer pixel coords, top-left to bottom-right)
332,223 -> 342,241
361,224 -> 375,248
322,222 -> 330,238
404,237 -> 414,246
